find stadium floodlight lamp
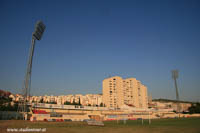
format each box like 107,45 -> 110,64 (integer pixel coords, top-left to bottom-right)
32,21 -> 46,40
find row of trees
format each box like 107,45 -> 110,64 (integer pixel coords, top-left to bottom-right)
153,98 -> 193,103
0,97 -> 18,111
38,98 -> 57,104
64,98 -> 105,107
38,97 -> 105,107
64,100 -> 81,105
0,102 -> 18,111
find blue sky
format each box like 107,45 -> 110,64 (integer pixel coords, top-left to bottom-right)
0,0 -> 200,102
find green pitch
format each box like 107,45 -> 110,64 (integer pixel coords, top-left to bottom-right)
1,118 -> 200,133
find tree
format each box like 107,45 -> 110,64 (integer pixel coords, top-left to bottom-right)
49,101 -> 57,104
189,103 -> 200,114
64,101 -> 72,105
78,98 -> 81,105
100,103 -> 104,107
72,99 -> 77,105
39,98 -> 44,103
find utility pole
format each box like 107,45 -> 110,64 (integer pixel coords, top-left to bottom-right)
18,21 -> 46,120
148,110 -> 151,125
172,70 -> 181,115
142,113 -> 143,125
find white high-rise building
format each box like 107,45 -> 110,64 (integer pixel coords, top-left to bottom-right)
102,76 -> 148,108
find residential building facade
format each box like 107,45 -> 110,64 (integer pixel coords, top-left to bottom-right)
102,76 -> 148,108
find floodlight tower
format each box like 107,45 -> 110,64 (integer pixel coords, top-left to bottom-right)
18,21 -> 45,120
172,69 -> 180,113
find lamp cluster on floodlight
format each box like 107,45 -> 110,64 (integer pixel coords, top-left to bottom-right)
33,21 -> 46,40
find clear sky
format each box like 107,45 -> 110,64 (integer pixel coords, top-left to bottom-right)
0,0 -> 200,102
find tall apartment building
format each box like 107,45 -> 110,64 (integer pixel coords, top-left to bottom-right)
102,76 -> 148,109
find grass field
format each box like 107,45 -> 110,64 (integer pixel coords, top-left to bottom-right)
1,118 -> 200,133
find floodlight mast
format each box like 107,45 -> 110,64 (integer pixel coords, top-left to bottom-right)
172,70 -> 180,113
18,21 -> 45,120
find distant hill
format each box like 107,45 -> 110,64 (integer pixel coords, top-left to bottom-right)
0,89 -> 11,98
152,98 -> 195,104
